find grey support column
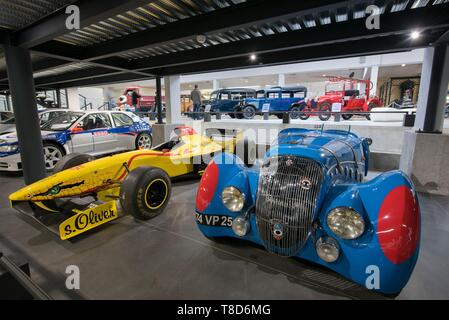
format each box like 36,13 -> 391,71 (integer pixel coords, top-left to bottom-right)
400,44 -> 449,195
414,44 -> 449,133
156,76 -> 163,124
56,89 -> 61,108
3,45 -> 46,184
5,93 -> 11,111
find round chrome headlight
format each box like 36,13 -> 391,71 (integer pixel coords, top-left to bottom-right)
327,207 -> 365,239
232,216 -> 249,236
316,237 -> 339,263
221,186 -> 245,212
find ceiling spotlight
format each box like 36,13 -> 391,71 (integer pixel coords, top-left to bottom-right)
401,64 -> 406,67
410,31 -> 420,40
250,54 -> 257,61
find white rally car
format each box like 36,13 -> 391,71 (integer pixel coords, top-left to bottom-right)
0,110 -> 152,171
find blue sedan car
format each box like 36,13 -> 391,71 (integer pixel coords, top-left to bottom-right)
0,110 -> 152,171
195,128 -> 420,294
236,86 -> 307,119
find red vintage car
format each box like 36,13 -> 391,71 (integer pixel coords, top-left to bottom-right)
120,86 -> 165,112
297,76 -> 382,121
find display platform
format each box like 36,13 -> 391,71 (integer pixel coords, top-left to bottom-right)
0,170 -> 448,299
146,116 -> 449,155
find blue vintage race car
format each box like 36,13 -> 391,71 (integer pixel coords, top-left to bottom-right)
195,128 -> 420,294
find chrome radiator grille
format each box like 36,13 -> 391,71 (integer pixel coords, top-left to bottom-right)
255,156 -> 323,257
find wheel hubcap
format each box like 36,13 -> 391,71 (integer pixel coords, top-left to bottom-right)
244,108 -> 254,118
138,135 -> 151,149
43,146 -> 62,169
144,179 -> 168,209
291,108 -> 299,119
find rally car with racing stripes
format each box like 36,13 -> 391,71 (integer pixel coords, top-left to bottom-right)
0,110 -> 152,171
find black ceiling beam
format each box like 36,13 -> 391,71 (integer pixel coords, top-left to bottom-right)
34,67 -> 123,87
146,32 -> 442,76
128,3 -> 449,71
30,43 -> 156,77
0,28 -> 10,44
49,31 -> 440,89
12,0 -> 157,48
52,73 -> 153,89
31,0 -> 350,61
0,57 -> 72,82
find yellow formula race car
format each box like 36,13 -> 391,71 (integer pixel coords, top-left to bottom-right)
10,126 -> 255,240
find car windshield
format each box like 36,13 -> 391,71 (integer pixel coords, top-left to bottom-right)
41,112 -> 84,131
256,90 -> 265,98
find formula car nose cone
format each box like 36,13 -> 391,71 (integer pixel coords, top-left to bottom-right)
9,188 -> 30,201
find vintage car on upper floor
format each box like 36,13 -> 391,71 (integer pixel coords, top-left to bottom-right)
195,127 -> 420,294
203,88 -> 256,119
0,110 -> 152,171
298,76 -> 382,121
235,86 -> 308,119
120,86 -> 166,113
9,126 -> 254,240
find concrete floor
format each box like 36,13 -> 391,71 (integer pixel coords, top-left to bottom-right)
0,171 -> 449,300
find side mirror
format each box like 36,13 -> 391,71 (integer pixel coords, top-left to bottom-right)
71,125 -> 84,133
363,138 -> 373,146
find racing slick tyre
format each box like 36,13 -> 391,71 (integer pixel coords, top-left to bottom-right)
229,113 -> 236,119
43,142 -> 66,171
235,138 -> 256,167
120,166 -> 171,220
53,153 -> 95,173
342,114 -> 353,120
366,103 -> 378,120
318,103 -> 332,121
135,132 -> 152,150
242,105 -> 256,120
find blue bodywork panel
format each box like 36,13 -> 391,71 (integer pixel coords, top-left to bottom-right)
195,128 -> 420,294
